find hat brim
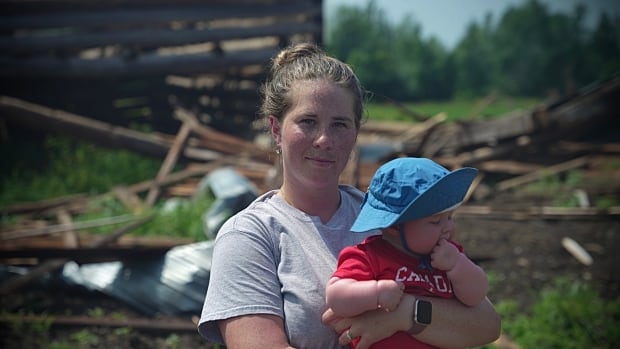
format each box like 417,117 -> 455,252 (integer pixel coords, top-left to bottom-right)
351,167 -> 477,232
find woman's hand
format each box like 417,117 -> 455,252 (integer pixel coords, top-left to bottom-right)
322,294 -> 415,349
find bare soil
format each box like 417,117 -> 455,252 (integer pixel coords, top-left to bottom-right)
1,192 -> 619,349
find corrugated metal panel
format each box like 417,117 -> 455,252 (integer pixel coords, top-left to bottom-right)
62,240 -> 214,316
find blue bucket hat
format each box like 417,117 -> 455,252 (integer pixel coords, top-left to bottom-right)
351,157 -> 478,233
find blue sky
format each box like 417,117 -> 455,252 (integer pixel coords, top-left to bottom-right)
324,0 -> 620,49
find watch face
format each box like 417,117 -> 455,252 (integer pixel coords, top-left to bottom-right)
416,300 -> 432,325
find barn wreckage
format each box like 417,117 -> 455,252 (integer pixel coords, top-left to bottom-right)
1,0 -> 619,336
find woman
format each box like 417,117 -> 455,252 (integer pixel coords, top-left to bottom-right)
198,42 -> 500,349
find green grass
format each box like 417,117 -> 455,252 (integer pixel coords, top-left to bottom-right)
366,96 -> 542,122
518,169 -> 620,209
494,279 -> 620,349
1,135 -> 213,241
1,136 -> 162,205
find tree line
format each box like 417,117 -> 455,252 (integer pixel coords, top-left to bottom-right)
325,0 -> 620,101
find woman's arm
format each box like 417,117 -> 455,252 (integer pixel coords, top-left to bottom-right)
323,294 -> 501,349
410,296 -> 500,349
219,314 -> 295,349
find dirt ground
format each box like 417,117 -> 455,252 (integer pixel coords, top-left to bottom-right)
1,191 -> 619,349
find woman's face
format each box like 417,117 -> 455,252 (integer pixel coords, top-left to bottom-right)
270,79 -> 358,191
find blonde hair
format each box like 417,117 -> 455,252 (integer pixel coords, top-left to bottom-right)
259,42 -> 365,129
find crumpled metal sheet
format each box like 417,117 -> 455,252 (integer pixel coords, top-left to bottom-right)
61,240 -> 214,316
199,167 -> 258,239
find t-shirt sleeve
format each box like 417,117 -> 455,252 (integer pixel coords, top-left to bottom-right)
198,219 -> 282,343
331,245 -> 375,281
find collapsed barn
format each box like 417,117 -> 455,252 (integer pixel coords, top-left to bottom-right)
0,0 -> 323,138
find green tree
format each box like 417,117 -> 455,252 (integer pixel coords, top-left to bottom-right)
491,0 -> 590,96
326,0 -> 618,100
585,12 -> 620,81
327,1 -> 452,101
326,1 -> 404,99
452,15 -> 496,97
391,16 -> 426,100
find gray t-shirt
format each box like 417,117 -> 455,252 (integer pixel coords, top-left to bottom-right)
198,185 -> 376,348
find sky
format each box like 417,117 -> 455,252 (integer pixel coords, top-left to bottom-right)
324,0 -> 620,49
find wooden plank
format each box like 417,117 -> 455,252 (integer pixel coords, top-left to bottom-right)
0,95 -> 172,158
0,2 -> 320,30
113,185 -> 146,214
56,209 -> 79,248
175,107 -> 272,163
434,110 -> 535,152
456,205 -> 620,220
0,46 -> 279,78
476,160 -> 544,175
1,215 -> 145,241
0,215 -> 153,295
555,141 -> 620,154
0,95 -> 221,162
122,161 -> 231,195
0,233 -> 192,251
433,142 -> 525,168
145,121 -> 192,207
0,0 -> 311,14
0,193 -> 87,215
495,156 -> 590,191
0,246 -> 171,264
0,21 -> 320,54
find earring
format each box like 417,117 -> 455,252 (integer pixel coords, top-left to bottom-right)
275,148 -> 281,154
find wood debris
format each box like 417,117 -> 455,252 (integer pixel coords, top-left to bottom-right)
2,77 -> 619,255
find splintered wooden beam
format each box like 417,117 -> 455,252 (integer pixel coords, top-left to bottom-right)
0,95 -> 172,158
1,215 -> 144,241
56,209 -> 79,248
0,193 -> 87,215
474,160 -> 544,175
0,215 -> 153,295
456,205 -> 620,220
113,185 -> 146,214
0,95 -> 224,164
174,107 -> 272,163
495,156 -> 590,191
145,121 -> 192,207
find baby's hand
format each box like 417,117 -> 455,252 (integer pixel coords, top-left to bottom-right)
430,239 -> 460,271
376,279 -> 404,311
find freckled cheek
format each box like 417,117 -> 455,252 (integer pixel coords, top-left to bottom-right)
334,131 -> 357,153
282,126 -> 312,149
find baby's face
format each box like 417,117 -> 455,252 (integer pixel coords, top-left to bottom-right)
402,210 -> 455,254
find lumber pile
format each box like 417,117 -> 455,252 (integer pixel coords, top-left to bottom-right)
0,0 -> 322,138
0,76 -> 619,301
1,75 -> 618,235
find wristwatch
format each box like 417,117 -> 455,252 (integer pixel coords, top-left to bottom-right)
414,299 -> 432,325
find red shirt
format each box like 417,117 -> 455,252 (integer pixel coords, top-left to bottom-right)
332,235 -> 465,349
